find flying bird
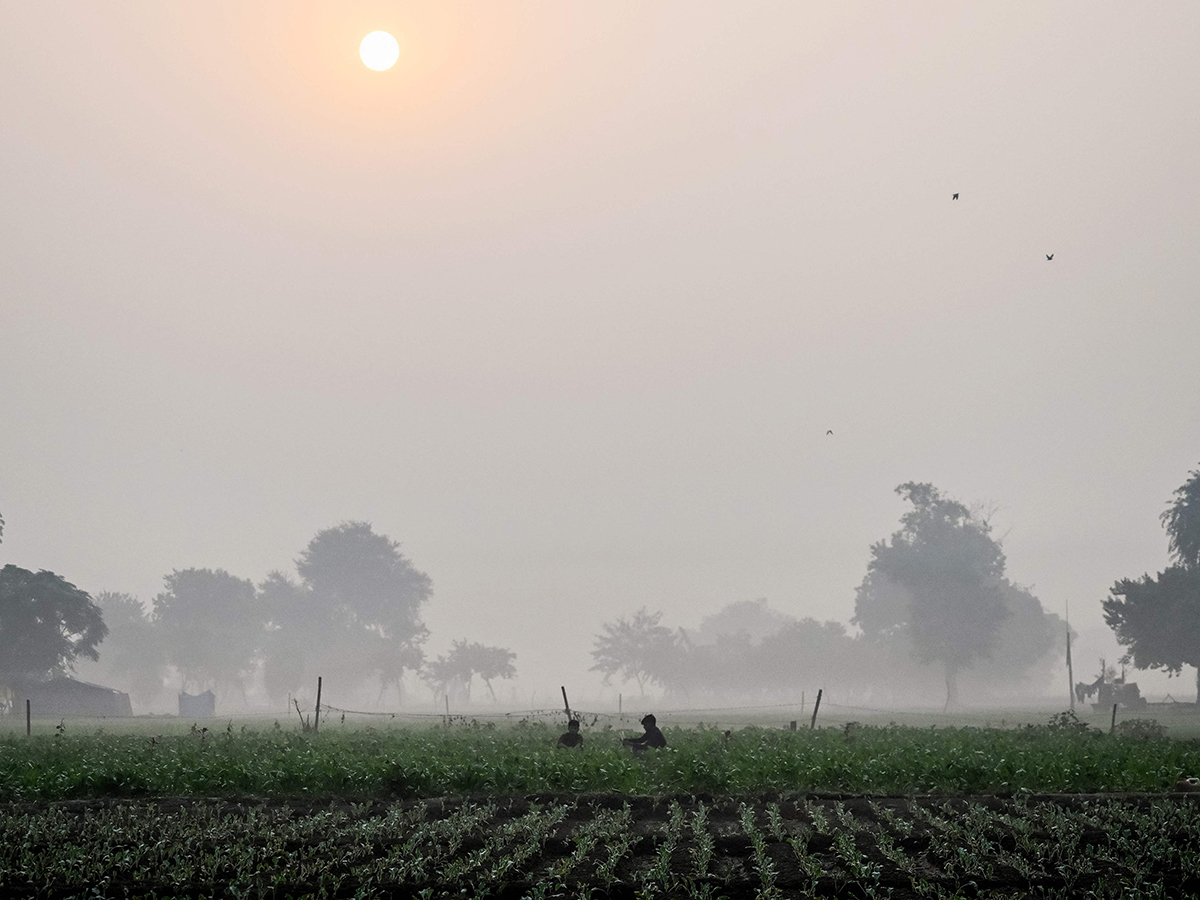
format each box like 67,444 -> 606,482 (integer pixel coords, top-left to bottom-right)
952,193 -> 959,200
826,430 -> 834,435
1046,254 -> 1054,260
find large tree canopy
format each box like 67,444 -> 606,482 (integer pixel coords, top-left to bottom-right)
0,564 -> 107,690
854,483 -> 1017,708
1104,568 -> 1200,693
1105,466 -> 1200,701
296,521 -> 432,640
153,568 -> 261,694
261,523 -> 432,701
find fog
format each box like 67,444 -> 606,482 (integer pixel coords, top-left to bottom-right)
3,3 -> 1199,712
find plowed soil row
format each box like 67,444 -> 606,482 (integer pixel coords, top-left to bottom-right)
3,792 -> 1200,898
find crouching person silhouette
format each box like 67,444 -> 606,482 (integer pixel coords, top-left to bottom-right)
557,719 -> 583,749
622,714 -> 666,754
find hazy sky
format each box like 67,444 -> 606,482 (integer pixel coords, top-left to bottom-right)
3,3 -> 1198,702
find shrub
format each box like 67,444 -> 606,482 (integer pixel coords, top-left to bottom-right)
1114,718 -> 1167,741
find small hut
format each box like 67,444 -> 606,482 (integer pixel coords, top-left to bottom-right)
178,690 -> 215,718
21,677 -> 132,718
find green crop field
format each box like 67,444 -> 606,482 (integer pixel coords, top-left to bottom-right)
3,715 -> 1200,897
3,716 -> 1200,800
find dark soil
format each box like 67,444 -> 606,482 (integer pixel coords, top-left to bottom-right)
4,791 -> 1200,898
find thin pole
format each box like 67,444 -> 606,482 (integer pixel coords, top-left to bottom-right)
26,699 -> 31,737
809,689 -> 823,730
1066,623 -> 1075,711
561,686 -> 572,721
314,677 -> 322,734
1111,703 -> 1118,734
618,693 -> 622,718
444,694 -> 450,727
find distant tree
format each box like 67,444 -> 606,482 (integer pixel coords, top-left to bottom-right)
296,521 -> 432,643
695,598 -> 797,645
468,643 -> 517,701
0,565 -> 107,695
258,523 -> 433,703
424,640 -> 515,703
296,522 -> 431,694
591,608 -> 679,696
368,635 -> 426,705
153,568 -> 261,695
423,654 -> 463,702
971,582 -> 1068,682
258,571 -> 313,703
757,618 -> 860,693
1162,464 -> 1200,570
88,592 -> 166,707
854,483 -> 1010,709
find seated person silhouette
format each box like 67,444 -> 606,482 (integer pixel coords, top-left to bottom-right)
622,714 -> 667,754
557,719 -> 583,749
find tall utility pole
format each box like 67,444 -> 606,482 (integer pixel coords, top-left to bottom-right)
1066,601 -> 1075,711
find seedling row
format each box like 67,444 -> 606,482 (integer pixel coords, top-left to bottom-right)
3,792 -> 1199,898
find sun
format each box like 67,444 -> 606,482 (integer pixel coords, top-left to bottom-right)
360,31 -> 399,71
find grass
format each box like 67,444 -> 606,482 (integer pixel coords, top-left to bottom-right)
1,718 -> 1199,801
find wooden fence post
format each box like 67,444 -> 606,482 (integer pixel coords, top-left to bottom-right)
1110,703 -> 1118,734
26,699 -> 31,737
444,695 -> 450,727
810,689 -> 823,730
314,677 -> 322,734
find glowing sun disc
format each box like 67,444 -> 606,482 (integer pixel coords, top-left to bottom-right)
360,31 -> 399,71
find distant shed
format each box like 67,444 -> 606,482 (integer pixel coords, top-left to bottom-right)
22,677 -> 132,718
178,690 -> 215,718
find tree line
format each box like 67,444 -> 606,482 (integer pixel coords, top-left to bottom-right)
593,472 -> 1200,708
0,520 -> 515,712
3,464 -> 1199,713
592,484 -> 1069,708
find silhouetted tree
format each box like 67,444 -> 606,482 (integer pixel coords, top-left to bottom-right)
1162,464 -> 1200,570
757,618 -> 861,694
88,592 -> 166,708
424,640 -> 515,702
695,598 -> 797,645
153,568 -> 261,695
369,636 -> 426,705
0,565 -> 107,697
969,582 -> 1070,690
591,608 -> 679,695
297,522 -> 432,640
854,483 -> 1010,709
258,571 -> 312,703
1104,568 -> 1200,701
260,523 -> 433,702
301,522 -> 430,687
1105,466 -> 1200,702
